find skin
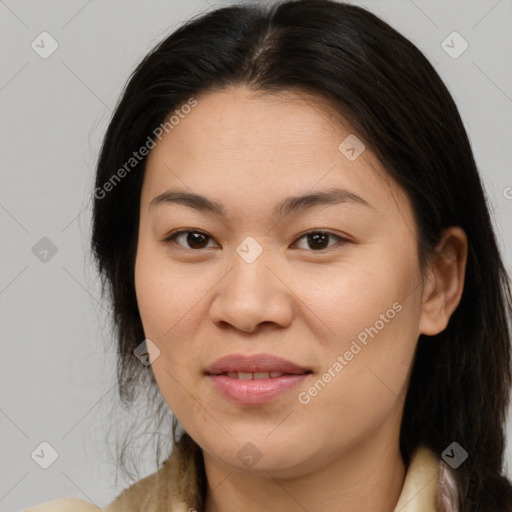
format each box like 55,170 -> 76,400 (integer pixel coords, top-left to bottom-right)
134,86 -> 468,512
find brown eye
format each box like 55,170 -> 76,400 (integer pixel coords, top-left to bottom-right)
294,231 -> 346,251
165,230 -> 216,250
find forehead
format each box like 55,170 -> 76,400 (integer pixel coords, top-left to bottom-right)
152,86 -> 359,163
142,86 -> 409,221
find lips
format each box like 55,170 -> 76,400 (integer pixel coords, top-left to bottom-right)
205,354 -> 312,406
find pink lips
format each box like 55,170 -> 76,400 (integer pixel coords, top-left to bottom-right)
205,354 -> 312,406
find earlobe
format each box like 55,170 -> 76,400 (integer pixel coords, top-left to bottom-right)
419,226 -> 468,336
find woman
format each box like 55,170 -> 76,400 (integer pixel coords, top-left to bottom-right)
25,0 -> 512,511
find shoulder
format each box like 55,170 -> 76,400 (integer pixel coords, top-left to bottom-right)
21,497 -> 104,511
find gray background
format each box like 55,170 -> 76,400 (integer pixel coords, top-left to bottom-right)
1,0 -> 511,510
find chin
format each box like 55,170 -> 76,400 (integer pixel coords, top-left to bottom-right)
201,435 -> 313,477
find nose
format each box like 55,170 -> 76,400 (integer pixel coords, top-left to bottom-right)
208,251 -> 295,334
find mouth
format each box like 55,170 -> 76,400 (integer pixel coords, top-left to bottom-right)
204,353 -> 313,405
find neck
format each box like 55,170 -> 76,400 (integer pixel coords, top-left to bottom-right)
202,431 -> 406,512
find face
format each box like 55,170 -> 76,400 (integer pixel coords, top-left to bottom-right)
134,86 -> 427,478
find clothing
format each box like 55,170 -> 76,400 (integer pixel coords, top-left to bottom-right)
22,443 -> 459,512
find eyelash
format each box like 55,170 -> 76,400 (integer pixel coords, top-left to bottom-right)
162,229 -> 349,252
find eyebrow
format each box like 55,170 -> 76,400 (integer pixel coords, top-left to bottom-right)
149,187 -> 372,219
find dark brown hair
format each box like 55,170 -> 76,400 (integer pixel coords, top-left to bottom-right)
91,1 -> 512,510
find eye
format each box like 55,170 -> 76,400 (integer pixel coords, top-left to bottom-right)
163,229 -> 217,250
163,229 -> 348,252
293,231 -> 346,251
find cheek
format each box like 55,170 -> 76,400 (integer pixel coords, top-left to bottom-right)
134,248 -> 213,396
291,253 -> 419,345
292,253 -> 421,411
134,246 -> 207,339
134,252 -> 205,419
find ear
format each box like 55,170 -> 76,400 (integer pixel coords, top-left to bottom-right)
419,226 -> 468,336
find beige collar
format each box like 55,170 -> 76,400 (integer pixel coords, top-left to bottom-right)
392,445 -> 441,512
